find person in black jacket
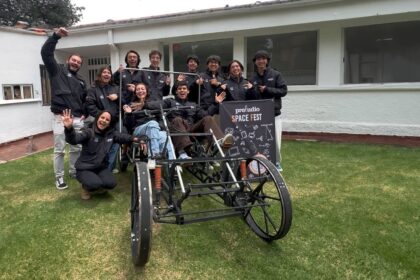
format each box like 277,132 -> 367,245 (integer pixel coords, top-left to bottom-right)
41,27 -> 87,190
63,109 -> 139,200
163,81 -> 233,160
199,55 -> 227,116
123,83 -> 175,159
85,66 -> 121,172
171,54 -> 203,103
225,60 -> 259,101
113,50 -> 145,105
142,50 -> 171,101
250,50 -> 288,171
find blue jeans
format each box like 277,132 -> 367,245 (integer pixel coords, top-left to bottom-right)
133,120 -> 175,159
107,143 -> 119,170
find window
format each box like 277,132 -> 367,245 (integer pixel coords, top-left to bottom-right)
172,39 -> 233,74
344,21 -> 420,84
246,31 -> 318,85
87,57 -> 110,86
40,64 -> 51,106
2,84 -> 33,101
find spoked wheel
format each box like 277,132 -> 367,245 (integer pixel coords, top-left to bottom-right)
131,162 -> 153,266
237,156 -> 292,242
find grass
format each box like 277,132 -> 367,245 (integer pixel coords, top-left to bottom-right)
0,140 -> 419,279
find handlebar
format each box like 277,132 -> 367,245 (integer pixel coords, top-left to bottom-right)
130,105 -> 195,117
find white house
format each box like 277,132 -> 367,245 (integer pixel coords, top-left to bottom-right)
1,0 -> 420,144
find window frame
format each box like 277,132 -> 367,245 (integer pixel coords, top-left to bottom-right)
2,84 -> 34,101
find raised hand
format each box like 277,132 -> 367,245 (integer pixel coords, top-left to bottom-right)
215,91 -> 226,104
61,109 -> 73,128
55,27 -> 68,38
107,93 -> 118,101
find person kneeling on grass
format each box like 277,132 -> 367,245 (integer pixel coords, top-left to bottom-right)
63,109 -> 140,200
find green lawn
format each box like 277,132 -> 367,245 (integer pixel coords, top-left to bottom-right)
0,140 -> 419,279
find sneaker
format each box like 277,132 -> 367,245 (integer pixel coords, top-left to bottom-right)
178,152 -> 192,166
276,162 -> 283,172
55,176 -> 68,190
69,172 -> 77,179
81,187 -> 91,200
218,133 -> 234,150
112,168 -> 119,174
178,152 -> 191,160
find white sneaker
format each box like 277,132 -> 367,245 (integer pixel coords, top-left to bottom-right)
178,152 -> 192,166
178,152 -> 191,160
55,176 -> 68,190
112,168 -> 119,174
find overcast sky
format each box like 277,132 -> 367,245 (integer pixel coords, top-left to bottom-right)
71,0 -> 271,25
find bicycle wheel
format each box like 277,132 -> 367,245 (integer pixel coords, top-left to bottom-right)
131,162 -> 153,266
237,156 -> 292,242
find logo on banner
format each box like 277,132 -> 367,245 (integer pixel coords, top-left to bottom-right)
220,100 -> 275,163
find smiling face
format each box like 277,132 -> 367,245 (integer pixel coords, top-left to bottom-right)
67,55 -> 82,72
135,84 -> 148,101
96,112 -> 111,131
255,57 -> 268,70
207,60 -> 219,73
229,61 -> 242,78
176,85 -> 189,100
187,59 -> 198,72
100,68 -> 112,84
150,54 -> 161,68
127,52 -> 139,68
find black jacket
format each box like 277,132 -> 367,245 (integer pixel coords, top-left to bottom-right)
225,76 -> 259,101
124,99 -> 163,132
86,84 -> 120,121
142,66 -> 170,101
113,69 -> 145,105
41,33 -> 87,117
65,125 -> 133,171
199,69 -> 225,112
162,97 -> 206,126
250,67 -> 287,116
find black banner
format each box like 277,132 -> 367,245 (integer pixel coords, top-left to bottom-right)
219,100 -> 275,163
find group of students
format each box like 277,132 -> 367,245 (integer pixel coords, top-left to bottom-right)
41,27 -> 287,200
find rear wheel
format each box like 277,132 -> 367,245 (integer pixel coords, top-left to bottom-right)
131,162 -> 153,266
237,156 -> 292,242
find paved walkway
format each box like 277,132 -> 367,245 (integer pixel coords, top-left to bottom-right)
0,132 -> 53,163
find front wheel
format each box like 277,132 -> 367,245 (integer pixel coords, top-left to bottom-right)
237,156 -> 292,242
131,162 -> 153,266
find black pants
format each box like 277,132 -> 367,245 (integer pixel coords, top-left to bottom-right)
76,168 -> 117,192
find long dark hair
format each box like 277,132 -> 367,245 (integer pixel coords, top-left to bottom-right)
132,83 -> 150,103
94,110 -> 115,132
125,50 -> 141,67
94,66 -> 113,87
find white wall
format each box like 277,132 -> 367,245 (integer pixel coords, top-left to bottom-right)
283,86 -> 420,137
0,30 -> 52,143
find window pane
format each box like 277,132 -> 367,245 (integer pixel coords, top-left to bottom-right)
344,21 -> 420,83
173,39 -> 233,74
13,85 -> 22,99
23,85 -> 32,99
3,86 -> 13,100
40,65 -> 51,105
246,31 -> 317,85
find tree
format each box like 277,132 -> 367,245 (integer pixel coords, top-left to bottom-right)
0,0 -> 84,28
